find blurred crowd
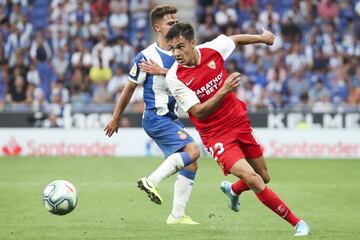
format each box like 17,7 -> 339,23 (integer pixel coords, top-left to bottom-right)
0,0 -> 154,126
197,0 -> 360,112
0,0 -> 359,127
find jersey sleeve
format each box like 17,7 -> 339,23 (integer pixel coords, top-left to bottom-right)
166,64 -> 200,113
199,34 -> 236,60
128,52 -> 147,84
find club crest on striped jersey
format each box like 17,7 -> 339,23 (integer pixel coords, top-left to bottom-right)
177,131 -> 187,140
207,60 -> 216,69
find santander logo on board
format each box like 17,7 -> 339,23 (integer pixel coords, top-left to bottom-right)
2,137 -> 22,156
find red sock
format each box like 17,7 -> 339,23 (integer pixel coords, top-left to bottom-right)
256,186 -> 301,227
231,179 -> 250,195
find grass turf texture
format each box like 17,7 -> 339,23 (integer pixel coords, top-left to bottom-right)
0,157 -> 359,240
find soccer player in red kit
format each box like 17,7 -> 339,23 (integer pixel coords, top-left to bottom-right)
165,23 -> 310,237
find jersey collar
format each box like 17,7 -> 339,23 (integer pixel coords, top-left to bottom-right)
154,42 -> 172,56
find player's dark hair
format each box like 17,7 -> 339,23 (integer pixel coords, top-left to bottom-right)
150,5 -> 177,27
166,23 -> 194,42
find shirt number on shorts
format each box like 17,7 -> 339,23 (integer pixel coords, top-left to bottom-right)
208,142 -> 224,161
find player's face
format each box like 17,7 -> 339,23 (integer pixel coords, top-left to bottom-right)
168,36 -> 197,66
155,14 -> 178,36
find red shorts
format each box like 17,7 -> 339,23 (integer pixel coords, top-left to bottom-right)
202,126 -> 263,175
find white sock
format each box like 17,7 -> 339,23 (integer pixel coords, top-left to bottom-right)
171,174 -> 194,218
148,153 -> 185,185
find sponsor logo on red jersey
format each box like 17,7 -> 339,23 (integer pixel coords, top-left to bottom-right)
194,71 -> 223,99
2,137 -> 22,156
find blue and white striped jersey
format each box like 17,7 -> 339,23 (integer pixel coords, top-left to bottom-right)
128,42 -> 176,116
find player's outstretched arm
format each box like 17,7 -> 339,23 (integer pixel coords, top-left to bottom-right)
104,81 -> 137,137
229,27 -> 275,46
188,72 -> 241,120
139,59 -> 168,76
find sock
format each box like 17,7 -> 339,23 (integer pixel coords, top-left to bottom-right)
148,152 -> 192,185
256,186 -> 301,226
231,179 -> 250,195
171,169 -> 196,218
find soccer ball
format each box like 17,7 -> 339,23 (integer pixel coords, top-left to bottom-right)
43,180 -> 77,215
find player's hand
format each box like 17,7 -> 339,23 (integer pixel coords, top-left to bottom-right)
139,59 -> 167,75
222,72 -> 241,93
260,27 -> 275,45
104,117 -> 120,137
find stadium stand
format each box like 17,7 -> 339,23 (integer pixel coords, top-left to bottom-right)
0,0 -> 151,117
196,0 -> 360,113
0,0 -> 359,126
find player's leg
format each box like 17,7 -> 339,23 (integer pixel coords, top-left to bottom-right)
206,139 -> 243,212
167,123 -> 200,224
229,156 -> 270,196
138,151 -> 195,205
229,159 -> 265,192
138,150 -> 195,205
224,179 -> 250,197
242,131 -> 270,183
168,142 -> 199,221
230,159 -> 309,236
229,132 -> 269,196
146,126 -> 199,187
139,113 -> 199,206
246,156 -> 270,183
167,156 -> 199,224
142,113 -> 197,182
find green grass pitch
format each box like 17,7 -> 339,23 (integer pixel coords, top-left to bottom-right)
0,156 -> 359,240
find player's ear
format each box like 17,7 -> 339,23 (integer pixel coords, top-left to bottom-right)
153,23 -> 160,33
191,39 -> 196,47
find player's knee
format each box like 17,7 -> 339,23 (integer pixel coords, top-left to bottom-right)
184,142 -> 200,161
241,172 -> 262,189
241,172 -> 257,182
191,148 -> 201,161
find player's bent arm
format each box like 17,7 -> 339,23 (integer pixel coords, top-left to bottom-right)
188,72 -> 241,120
205,30 -> 274,62
111,81 -> 138,121
229,28 -> 275,46
104,81 -> 138,137
188,89 -> 228,120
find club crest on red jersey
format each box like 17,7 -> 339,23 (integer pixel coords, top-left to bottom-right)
207,60 -> 216,69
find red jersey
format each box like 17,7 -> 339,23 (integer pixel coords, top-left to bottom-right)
166,35 -> 250,138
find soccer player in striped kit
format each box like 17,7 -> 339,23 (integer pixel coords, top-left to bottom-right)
105,5 -> 200,224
